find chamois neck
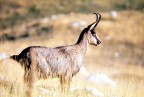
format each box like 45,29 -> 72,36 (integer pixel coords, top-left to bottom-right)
76,28 -> 88,44
76,31 -> 88,55
76,33 -> 88,44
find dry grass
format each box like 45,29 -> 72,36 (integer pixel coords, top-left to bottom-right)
0,11 -> 144,97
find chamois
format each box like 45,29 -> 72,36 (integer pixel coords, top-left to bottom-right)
10,13 -> 101,91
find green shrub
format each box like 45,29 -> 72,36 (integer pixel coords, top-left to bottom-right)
27,5 -> 40,18
112,0 -> 144,10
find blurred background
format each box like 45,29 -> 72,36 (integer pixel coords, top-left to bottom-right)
0,0 -> 144,97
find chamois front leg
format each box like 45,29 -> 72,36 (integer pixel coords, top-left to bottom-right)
60,75 -> 72,92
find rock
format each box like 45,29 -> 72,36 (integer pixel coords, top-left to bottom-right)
0,52 -> 8,60
105,35 -> 111,41
86,73 -> 116,88
80,66 -> 116,88
71,21 -> 80,28
50,15 -> 57,20
37,87 -> 49,94
110,10 -> 118,19
114,52 -> 120,58
79,66 -> 89,77
0,74 -> 4,80
40,17 -> 49,24
85,87 -> 104,97
80,20 -> 87,26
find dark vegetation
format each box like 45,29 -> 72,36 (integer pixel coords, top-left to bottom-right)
0,0 -> 143,31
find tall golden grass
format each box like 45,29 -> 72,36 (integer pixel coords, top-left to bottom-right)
0,11 -> 144,97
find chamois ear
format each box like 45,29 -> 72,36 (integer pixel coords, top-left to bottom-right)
87,22 -> 95,30
81,22 -> 95,34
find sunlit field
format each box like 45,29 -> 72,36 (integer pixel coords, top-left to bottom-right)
0,11 -> 144,97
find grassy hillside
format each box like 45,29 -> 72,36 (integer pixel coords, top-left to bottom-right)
0,11 -> 144,97
0,0 -> 144,97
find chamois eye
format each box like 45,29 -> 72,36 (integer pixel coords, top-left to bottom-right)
92,34 -> 96,37
91,30 -> 96,35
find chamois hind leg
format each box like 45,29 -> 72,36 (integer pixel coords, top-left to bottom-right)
24,67 -> 35,97
23,67 -> 30,83
25,53 -> 37,97
23,66 -> 32,97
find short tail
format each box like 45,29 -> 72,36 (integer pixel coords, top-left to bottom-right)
10,55 -> 19,62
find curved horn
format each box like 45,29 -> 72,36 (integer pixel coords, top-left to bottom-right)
92,13 -> 101,30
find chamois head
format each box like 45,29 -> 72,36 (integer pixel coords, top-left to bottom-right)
87,13 -> 101,46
